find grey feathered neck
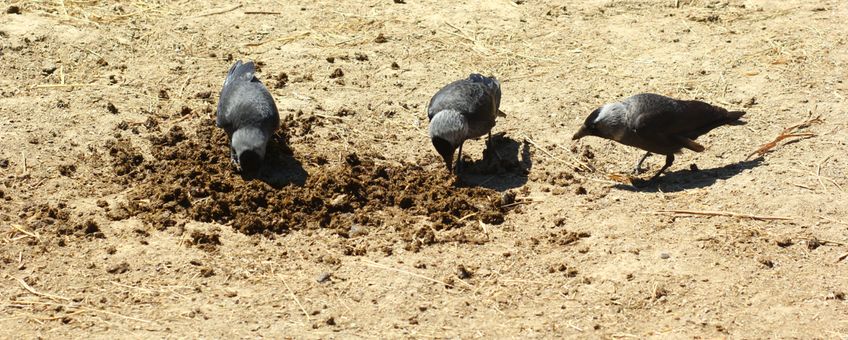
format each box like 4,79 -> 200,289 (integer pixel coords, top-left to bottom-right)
428,109 -> 468,147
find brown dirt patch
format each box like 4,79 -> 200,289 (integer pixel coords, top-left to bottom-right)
118,125 -> 506,248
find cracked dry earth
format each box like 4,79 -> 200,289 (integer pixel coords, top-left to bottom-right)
1,0 -> 847,338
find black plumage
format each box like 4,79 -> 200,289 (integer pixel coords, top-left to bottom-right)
573,93 -> 745,183
427,74 -> 503,172
216,60 -> 280,173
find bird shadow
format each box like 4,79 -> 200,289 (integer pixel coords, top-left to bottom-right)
615,157 -> 764,193
240,133 -> 308,188
457,133 -> 531,191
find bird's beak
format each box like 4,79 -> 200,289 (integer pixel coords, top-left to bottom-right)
432,137 -> 456,173
441,152 -> 453,172
572,126 -> 589,140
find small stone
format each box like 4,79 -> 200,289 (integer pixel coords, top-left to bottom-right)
807,237 -> 822,250
329,68 -> 344,79
316,272 -> 332,283
374,33 -> 388,43
500,191 -> 516,206
349,224 -> 367,237
200,267 -> 215,277
106,102 -> 119,114
42,63 -> 57,75
659,253 -> 670,259
7,5 -> 21,14
107,262 -> 129,274
827,291 -> 845,300
776,238 -> 793,248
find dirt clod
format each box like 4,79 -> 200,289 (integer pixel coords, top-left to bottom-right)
58,164 -> 76,177
117,126 -> 505,250
316,272 -> 332,283
200,267 -> 215,277
107,261 -> 129,274
274,72 -> 289,89
827,291 -> 846,300
457,265 -> 472,280
807,237 -> 822,250
189,229 -> 221,251
547,230 -> 590,246
776,238 -> 793,248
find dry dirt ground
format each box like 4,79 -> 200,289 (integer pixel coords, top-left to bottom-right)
1,0 -> 847,338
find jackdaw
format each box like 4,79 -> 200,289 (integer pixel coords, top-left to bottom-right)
216,60 -> 280,173
573,93 -> 745,182
428,74 -> 505,173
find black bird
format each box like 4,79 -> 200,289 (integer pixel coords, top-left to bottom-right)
428,74 -> 504,173
573,93 -> 745,182
216,60 -> 280,173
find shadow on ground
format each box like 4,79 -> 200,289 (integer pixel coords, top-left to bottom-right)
458,133 -> 531,191
240,134 -> 308,188
617,157 -> 765,192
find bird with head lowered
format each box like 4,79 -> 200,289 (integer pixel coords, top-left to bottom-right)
428,74 -> 505,174
216,60 -> 281,174
573,93 -> 745,185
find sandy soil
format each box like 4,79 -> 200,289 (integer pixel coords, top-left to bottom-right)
1,0 -> 847,338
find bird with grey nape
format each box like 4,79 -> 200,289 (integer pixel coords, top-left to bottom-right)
216,60 -> 280,173
572,93 -> 745,184
428,74 -> 505,173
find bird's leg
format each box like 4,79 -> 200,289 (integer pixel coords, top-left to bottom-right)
633,152 -> 651,175
647,154 -> 674,182
454,142 -> 465,175
487,131 -> 492,148
486,131 -> 503,160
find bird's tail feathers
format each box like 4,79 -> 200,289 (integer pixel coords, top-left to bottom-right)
468,73 -> 500,89
469,73 -> 502,109
675,136 -> 706,152
224,60 -> 257,87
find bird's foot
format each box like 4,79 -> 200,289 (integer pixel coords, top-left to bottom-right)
454,159 -> 464,175
230,157 -> 242,172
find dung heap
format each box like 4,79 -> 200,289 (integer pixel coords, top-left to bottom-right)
111,125 -> 507,244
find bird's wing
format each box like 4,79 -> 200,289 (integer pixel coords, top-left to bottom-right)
428,76 -> 498,122
216,89 -> 231,129
468,74 -> 501,110
628,94 -> 733,138
217,61 -> 261,129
